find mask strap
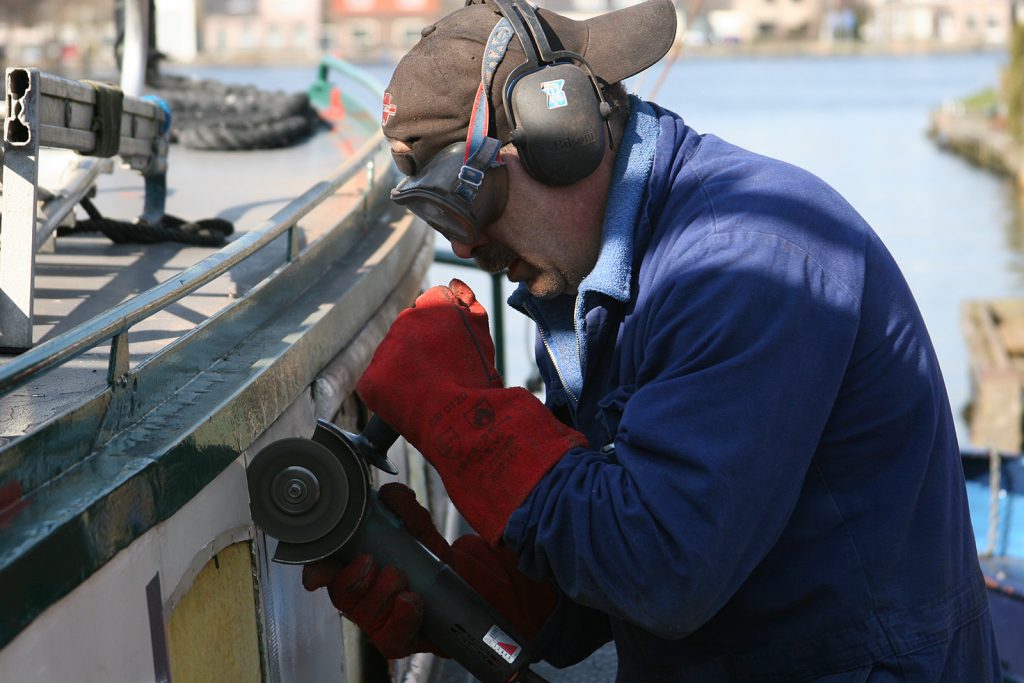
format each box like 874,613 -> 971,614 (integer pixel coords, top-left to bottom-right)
466,17 -> 513,162
454,137 -> 502,203
457,16 -> 514,203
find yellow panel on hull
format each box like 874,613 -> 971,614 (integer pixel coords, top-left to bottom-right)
167,542 -> 262,683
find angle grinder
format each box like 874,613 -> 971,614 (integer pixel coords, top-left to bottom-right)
247,416 -> 550,683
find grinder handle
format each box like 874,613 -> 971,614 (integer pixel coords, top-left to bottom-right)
336,415 -> 401,475
341,491 -> 549,683
361,415 -> 400,453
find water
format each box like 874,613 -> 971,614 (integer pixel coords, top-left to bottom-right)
179,49 -> 1015,442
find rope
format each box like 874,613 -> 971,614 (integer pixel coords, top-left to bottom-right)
57,197 -> 234,247
981,448 -> 1003,558
145,74 -> 327,151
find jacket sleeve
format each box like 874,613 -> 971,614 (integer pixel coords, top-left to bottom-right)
505,229 -> 862,640
530,594 -> 613,667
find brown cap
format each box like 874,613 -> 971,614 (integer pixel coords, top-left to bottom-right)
382,0 -> 678,175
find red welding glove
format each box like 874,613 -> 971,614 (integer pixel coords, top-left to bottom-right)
301,552 -> 431,659
302,483 -> 558,659
357,279 -> 587,543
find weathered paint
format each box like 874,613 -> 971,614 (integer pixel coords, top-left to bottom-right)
147,573 -> 172,683
0,481 -> 29,529
0,206 -> 430,648
0,445 -> 358,682
0,389 -> 113,498
167,542 -> 262,683
0,457 -> 253,681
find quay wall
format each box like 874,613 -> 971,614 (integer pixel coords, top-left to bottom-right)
928,105 -> 1024,188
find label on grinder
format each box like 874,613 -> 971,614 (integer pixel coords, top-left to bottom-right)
482,625 -> 522,663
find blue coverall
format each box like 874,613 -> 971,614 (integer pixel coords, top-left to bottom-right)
505,99 -> 1000,682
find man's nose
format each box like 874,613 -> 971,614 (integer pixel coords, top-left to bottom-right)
448,233 -> 486,260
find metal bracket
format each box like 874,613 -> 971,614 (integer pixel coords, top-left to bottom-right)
1,68 -> 41,351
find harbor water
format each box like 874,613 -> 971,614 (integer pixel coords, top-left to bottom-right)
186,47 -> 1010,446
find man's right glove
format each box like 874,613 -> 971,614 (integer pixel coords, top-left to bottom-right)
302,483 -> 558,660
357,279 -> 588,544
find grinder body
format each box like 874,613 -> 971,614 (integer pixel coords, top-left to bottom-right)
247,418 -> 545,683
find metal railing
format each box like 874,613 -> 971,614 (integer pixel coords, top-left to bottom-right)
0,132 -> 392,395
1,67 -> 171,351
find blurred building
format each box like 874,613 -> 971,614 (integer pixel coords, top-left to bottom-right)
322,0 -> 453,62
864,0 -> 1012,46
157,0 -> 200,62
0,0 -> 116,75
546,0 -> 824,45
0,0 -> 1014,73
202,0 -> 322,63
734,0 -> 826,40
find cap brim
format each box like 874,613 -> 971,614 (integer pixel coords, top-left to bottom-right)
540,0 -> 678,85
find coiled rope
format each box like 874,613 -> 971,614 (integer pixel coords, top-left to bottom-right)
57,196 -> 234,247
146,74 -> 327,151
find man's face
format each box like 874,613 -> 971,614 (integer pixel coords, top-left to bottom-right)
449,145 -> 603,300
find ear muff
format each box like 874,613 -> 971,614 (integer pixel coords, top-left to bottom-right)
507,62 -> 607,186
487,0 -> 610,187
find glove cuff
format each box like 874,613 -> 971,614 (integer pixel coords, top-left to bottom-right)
439,387 -> 587,544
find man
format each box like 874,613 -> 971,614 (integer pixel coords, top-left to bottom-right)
303,0 -> 1001,679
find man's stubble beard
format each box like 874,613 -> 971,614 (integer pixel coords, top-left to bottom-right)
472,242 -> 518,274
472,242 -> 581,300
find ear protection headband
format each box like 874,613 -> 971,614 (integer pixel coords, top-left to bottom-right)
482,0 -> 611,186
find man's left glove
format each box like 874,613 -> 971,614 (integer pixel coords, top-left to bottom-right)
302,483 -> 558,659
357,279 -> 587,544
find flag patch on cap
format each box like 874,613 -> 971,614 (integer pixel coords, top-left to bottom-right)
382,92 -> 397,125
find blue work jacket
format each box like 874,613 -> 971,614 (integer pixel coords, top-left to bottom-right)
504,102 -> 999,681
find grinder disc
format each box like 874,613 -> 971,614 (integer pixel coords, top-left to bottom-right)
271,425 -> 372,564
247,438 -> 349,545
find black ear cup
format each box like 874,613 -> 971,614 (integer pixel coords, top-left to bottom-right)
509,63 -> 607,186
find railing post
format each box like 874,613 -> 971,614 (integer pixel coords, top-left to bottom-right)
1,68 -> 41,352
107,333 -> 131,385
490,272 -> 506,378
364,158 -> 375,232
286,224 -> 299,262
